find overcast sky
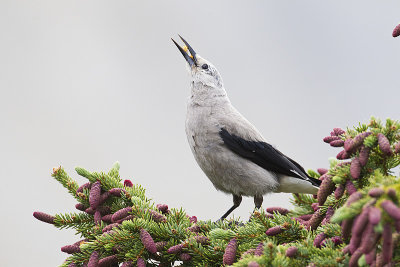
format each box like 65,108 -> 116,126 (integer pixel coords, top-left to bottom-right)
1,1 -> 399,266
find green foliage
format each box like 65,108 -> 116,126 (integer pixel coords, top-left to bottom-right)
34,118 -> 400,266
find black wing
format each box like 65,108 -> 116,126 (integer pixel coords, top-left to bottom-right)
219,128 -> 321,187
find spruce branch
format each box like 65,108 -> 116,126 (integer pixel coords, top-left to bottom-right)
34,118 -> 400,266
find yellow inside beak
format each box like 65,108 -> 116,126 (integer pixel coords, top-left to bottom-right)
183,45 -> 194,59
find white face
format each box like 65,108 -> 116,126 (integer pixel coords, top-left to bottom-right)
189,55 -> 223,88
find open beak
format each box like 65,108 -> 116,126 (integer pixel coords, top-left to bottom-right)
171,35 -> 197,67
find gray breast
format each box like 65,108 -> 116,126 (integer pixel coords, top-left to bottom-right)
185,102 -> 279,196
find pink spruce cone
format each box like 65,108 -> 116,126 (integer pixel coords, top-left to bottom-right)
317,168 -> 328,175
382,223 -> 393,265
330,140 -> 344,147
85,207 -> 95,215
155,241 -> 167,252
147,209 -> 167,223
345,132 -> 371,153
101,230 -> 116,236
87,251 -> 99,267
308,210 -> 324,230
368,207 -> 381,225
352,208 -> 370,236
322,207 -> 334,225
139,229 -> 157,254
194,235 -> 209,244
336,150 -> 350,160
317,175 -> 335,205
342,245 -> 350,254
241,248 -> 255,258
266,207 -> 289,215
102,223 -> 120,233
368,188 -> 384,198
101,214 -> 112,223
377,133 -> 393,156
223,238 -> 237,265
136,258 -> 145,267
343,138 -> 353,152
393,23 -> 400,37
331,236 -> 343,245
156,204 -> 169,214
265,226 -> 283,236
121,261 -> 133,267
123,179 -> 133,187
116,215 -> 134,224
61,244 -> 80,254
387,188 -> 397,199
318,173 -> 327,181
323,136 -> 341,143
68,263 -> 77,267
187,225 -> 200,232
395,141 -> 400,153
98,192 -> 111,206
350,158 -> 361,179
265,212 -> 274,219
77,182 -> 91,193
311,203 -> 319,211
341,219 -> 352,240
333,128 -> 345,136
109,188 -> 127,197
313,233 -> 326,248
285,246 -> 298,257
334,184 -> 345,199
381,200 -> 400,220
358,146 -> 370,166
97,206 -> 111,215
189,216 -> 197,224
33,211 -> 55,224
247,262 -> 260,267
298,214 -> 313,221
365,248 -> 376,265
346,191 -> 362,206
167,244 -> 183,254
89,181 -> 101,209
98,255 -> 118,267
75,203 -> 86,211
180,253 -> 192,261
293,217 -> 307,225
348,248 -> 363,267
94,211 -> 101,224
360,223 -> 381,254
111,207 -> 132,223
254,242 -> 264,256
345,180 -> 357,195
349,213 -> 368,254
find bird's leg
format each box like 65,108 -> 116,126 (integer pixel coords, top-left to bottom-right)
248,195 -> 264,221
254,195 -> 263,210
218,194 -> 242,221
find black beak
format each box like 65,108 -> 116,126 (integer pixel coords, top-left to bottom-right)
171,35 -> 197,67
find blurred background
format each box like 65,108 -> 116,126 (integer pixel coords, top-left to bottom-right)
1,1 -> 399,266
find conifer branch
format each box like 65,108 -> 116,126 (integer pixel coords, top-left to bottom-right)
34,117 -> 400,266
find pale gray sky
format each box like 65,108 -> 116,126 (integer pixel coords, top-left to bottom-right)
1,1 -> 399,266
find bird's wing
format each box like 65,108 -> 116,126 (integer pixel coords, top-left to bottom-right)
219,128 -> 321,187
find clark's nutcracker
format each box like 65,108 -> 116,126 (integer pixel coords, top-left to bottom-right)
172,36 -> 321,220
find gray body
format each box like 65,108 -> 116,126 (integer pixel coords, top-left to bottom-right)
185,81 -> 318,198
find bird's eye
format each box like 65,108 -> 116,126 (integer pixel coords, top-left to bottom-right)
201,64 -> 209,70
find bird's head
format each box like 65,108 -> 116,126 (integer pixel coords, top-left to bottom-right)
172,35 -> 223,89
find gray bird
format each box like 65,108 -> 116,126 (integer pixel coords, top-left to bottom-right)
172,36 -> 321,220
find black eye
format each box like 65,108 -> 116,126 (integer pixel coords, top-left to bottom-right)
201,64 -> 209,70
